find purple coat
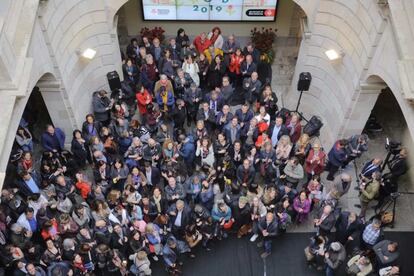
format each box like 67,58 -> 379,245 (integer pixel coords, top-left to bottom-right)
293,197 -> 311,222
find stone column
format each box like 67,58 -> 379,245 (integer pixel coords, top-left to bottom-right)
340,82 -> 387,138
37,80 -> 77,149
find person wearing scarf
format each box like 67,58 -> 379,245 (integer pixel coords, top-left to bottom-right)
156,86 -> 175,114
208,27 -> 224,49
73,254 -> 87,274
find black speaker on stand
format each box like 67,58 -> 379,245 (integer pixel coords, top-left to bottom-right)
295,72 -> 312,122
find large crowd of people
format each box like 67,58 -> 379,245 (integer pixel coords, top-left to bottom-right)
2,27 -> 408,276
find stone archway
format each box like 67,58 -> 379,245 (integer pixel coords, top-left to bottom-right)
35,73 -> 77,143
0,72 -> 76,190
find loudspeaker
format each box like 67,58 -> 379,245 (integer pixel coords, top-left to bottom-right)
107,71 -> 121,91
303,116 -> 323,137
297,72 -> 312,91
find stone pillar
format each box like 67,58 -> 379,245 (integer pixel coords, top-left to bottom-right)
37,80 -> 77,149
340,82 -> 387,138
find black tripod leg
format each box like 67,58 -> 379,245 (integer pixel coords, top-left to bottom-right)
353,160 -> 360,186
391,197 -> 397,228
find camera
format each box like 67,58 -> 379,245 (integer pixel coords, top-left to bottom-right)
385,138 -> 401,155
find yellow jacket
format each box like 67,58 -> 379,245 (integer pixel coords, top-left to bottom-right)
203,48 -> 224,64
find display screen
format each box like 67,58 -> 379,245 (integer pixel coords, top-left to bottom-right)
142,0 -> 278,21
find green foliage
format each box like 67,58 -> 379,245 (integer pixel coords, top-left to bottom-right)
250,27 -> 277,64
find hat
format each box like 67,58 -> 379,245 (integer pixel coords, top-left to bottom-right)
330,242 -> 341,252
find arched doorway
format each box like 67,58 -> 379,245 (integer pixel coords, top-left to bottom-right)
363,88 -> 413,189
343,74 -> 414,190
1,73 -> 75,190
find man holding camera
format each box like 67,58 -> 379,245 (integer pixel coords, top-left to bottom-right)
376,148 -> 408,210
358,171 -> 381,220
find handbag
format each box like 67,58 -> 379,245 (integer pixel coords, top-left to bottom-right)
223,219 -> 234,230
381,211 -> 393,224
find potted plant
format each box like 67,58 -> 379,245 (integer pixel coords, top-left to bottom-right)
250,27 -> 277,64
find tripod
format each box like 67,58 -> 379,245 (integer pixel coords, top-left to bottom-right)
375,193 -> 398,228
352,159 -> 360,187
374,191 -> 414,228
294,90 -> 309,123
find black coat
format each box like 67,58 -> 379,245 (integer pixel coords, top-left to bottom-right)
316,209 -> 336,235
81,121 -> 102,142
208,61 -> 226,89
196,108 -> 216,127
144,167 -> 161,186
240,61 -> 257,78
231,201 -> 251,226
258,217 -> 278,237
167,204 -> 192,230
335,212 -> 363,244
172,107 -> 187,128
92,92 -> 111,122
236,165 -> 255,187
71,139 -> 88,167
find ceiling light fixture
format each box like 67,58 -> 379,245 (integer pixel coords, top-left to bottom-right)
77,48 -> 97,60
325,49 -> 344,61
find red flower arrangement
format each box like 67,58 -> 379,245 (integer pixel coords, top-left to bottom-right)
140,27 -> 166,43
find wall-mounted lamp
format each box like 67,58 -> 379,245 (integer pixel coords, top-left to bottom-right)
76,48 -> 97,60
325,49 -> 344,61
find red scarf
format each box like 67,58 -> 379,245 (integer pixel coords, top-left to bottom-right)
22,159 -> 33,171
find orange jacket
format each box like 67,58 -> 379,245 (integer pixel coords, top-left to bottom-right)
229,54 -> 245,74
76,181 -> 91,199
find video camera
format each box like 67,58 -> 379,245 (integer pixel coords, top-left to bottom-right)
385,138 -> 401,155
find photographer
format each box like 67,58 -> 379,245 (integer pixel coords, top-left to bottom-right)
358,171 -> 381,220
375,148 -> 408,210
343,134 -> 368,167
386,148 -> 408,181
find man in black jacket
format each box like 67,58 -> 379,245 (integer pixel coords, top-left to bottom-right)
314,205 -> 336,236
335,211 -> 363,252
126,38 -> 139,60
236,159 -> 256,193
257,212 -> 279,258
168,200 -> 192,238
230,196 -> 251,238
196,102 -> 216,132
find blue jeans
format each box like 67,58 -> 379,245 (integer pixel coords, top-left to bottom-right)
264,238 -> 272,253
325,265 -> 334,276
21,141 -> 33,152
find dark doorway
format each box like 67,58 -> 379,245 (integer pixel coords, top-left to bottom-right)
3,86 -> 53,189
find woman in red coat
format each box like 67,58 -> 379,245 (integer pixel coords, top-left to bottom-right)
136,84 -> 153,116
305,142 -> 326,179
228,48 -> 244,88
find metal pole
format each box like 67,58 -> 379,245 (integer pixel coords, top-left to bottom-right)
295,90 -> 304,113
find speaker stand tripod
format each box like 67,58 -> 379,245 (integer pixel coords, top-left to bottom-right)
294,90 -> 309,123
